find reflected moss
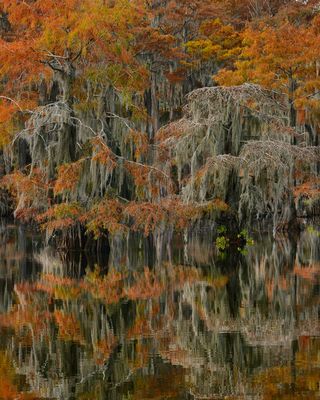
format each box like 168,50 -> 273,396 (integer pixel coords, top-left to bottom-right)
0,221 -> 319,399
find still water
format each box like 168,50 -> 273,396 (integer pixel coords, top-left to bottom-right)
0,220 -> 319,400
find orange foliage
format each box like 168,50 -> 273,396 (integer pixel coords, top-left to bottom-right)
0,0 -> 150,144
0,0 -> 318,240
185,18 -> 242,68
37,202 -> 83,235
124,267 -> 165,300
81,266 -> 126,304
124,202 -> 169,236
0,304 -> 51,339
91,137 -> 117,171
294,179 -> 320,200
54,160 -> 85,195
81,198 -> 127,238
126,314 -> 157,340
293,263 -> 320,282
93,335 -> 117,365
125,198 -> 228,237
35,274 -> 82,300
216,20 -> 320,105
1,168 -> 49,221
54,310 -> 84,343
124,130 -> 149,161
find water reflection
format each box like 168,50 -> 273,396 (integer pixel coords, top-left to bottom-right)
0,220 -> 319,400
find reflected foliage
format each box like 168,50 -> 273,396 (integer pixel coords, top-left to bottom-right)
0,221 -> 319,399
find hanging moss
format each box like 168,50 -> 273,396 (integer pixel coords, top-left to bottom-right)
157,84 -> 319,230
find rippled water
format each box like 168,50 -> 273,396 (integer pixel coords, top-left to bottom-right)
0,220 -> 319,400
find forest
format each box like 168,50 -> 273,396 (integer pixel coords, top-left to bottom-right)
0,0 -> 319,247
0,1 -> 320,399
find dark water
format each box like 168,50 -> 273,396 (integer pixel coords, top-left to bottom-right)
0,220 -> 319,400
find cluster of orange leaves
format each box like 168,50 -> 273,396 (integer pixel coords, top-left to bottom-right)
125,129 -> 149,161
125,198 -> 228,236
1,168 -> 49,221
36,202 -> 84,235
54,159 -> 85,195
81,198 -> 127,238
54,310 -> 85,344
35,274 -> 82,300
91,137 -> 117,171
81,266 -> 125,304
294,178 -> 320,200
93,335 -> 117,366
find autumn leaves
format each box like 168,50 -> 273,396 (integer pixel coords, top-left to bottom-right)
0,0 -> 319,238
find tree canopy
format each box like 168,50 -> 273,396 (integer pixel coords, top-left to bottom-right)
0,0 -> 319,240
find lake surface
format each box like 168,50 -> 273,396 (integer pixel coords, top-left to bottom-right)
0,220 -> 319,400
